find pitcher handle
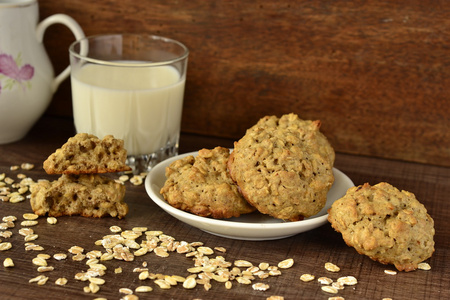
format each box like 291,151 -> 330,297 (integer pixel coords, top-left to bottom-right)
36,14 -> 85,93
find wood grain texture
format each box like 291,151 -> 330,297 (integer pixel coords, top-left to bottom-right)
0,116 -> 448,300
38,0 -> 450,166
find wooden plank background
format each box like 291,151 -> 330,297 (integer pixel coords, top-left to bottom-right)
39,0 -> 450,166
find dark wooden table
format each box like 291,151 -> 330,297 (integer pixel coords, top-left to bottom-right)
0,116 -> 448,300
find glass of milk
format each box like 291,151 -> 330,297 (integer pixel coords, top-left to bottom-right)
69,34 -> 188,173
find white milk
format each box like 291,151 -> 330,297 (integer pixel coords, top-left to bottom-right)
71,63 -> 185,156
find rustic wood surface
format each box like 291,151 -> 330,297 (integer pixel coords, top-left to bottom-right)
38,0 -> 450,167
0,116 -> 448,300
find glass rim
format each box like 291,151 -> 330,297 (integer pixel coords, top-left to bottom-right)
69,33 -> 189,67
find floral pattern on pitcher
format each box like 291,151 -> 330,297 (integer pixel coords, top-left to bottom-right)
0,53 -> 34,96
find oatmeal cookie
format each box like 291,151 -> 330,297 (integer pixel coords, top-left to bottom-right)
328,182 -> 435,272
30,174 -> 128,219
43,133 -> 131,174
160,147 -> 255,219
228,113 -> 335,221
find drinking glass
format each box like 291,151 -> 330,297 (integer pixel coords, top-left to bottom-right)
69,34 -> 188,173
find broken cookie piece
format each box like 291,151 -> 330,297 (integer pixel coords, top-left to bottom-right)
30,174 -> 128,219
43,133 -> 131,175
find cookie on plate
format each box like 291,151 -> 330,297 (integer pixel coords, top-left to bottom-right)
160,147 -> 255,219
30,174 -> 128,219
43,133 -> 131,175
328,182 -> 435,272
227,113 -> 335,221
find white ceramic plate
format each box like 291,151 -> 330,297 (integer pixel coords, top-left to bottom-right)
145,151 -> 354,241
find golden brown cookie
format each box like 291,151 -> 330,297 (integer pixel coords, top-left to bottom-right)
160,147 -> 255,219
328,182 -> 435,272
228,113 -> 335,221
30,174 -> 128,219
43,133 -> 131,175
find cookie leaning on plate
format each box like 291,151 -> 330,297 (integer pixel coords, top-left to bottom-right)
228,113 -> 335,221
328,182 -> 435,272
160,147 -> 255,219
43,133 -> 131,174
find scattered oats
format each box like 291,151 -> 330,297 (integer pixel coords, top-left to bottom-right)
154,246 -> 169,258
19,227 -> 34,236
25,244 -> 44,251
0,242 -> 12,251
21,163 -> 35,170
21,220 -> 38,226
47,217 -> 57,225
300,273 -> 315,282
0,173 -> 4,180
89,277 -> 105,285
24,234 -> 39,242
259,262 -> 270,271
110,225 -> 122,233
253,282 -> 270,291
89,282 -> 100,293
214,246 -> 226,253
236,277 -> 252,284
32,257 -> 47,267
234,260 -> 253,268
0,216 -> 14,223
139,271 -> 149,280
3,257 -> 14,267
134,247 -> 148,257
278,258 -> 294,269
130,175 -> 143,185
322,285 -> 339,294
0,196 -> 10,202
332,281 -> 345,290
17,173 -> 27,179
121,230 -> 141,240
197,246 -> 214,255
382,298 -> 393,300
0,230 -> 12,238
18,186 -> 29,194
182,277 -> 197,290
154,279 -> 171,289
325,262 -> 340,272
119,175 -> 129,182
225,280 -> 233,289
37,253 -> 51,260
83,286 -> 91,293
69,245 -> 84,254
269,269 -> 282,276
115,267 -> 123,274
318,277 -> 333,285
100,252 -> 114,261
29,275 -> 49,285
132,227 -> 148,232
9,194 -> 25,203
10,166 -> 19,171
135,285 -> 153,292
37,266 -> 54,272
119,288 -> 134,294
122,295 -> 139,300
55,277 -> 68,286
266,296 -> 284,300
328,297 -> 345,300
337,276 -> 358,286
384,270 -> 397,275
164,275 -> 178,286
418,262 -> 431,271
53,253 -> 67,260
72,253 -> 86,261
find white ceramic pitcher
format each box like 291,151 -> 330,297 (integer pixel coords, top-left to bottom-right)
0,0 -> 84,144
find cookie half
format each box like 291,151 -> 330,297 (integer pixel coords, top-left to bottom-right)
30,174 -> 128,219
328,182 -> 435,271
228,113 -> 335,221
43,133 -> 131,175
160,147 -> 255,219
